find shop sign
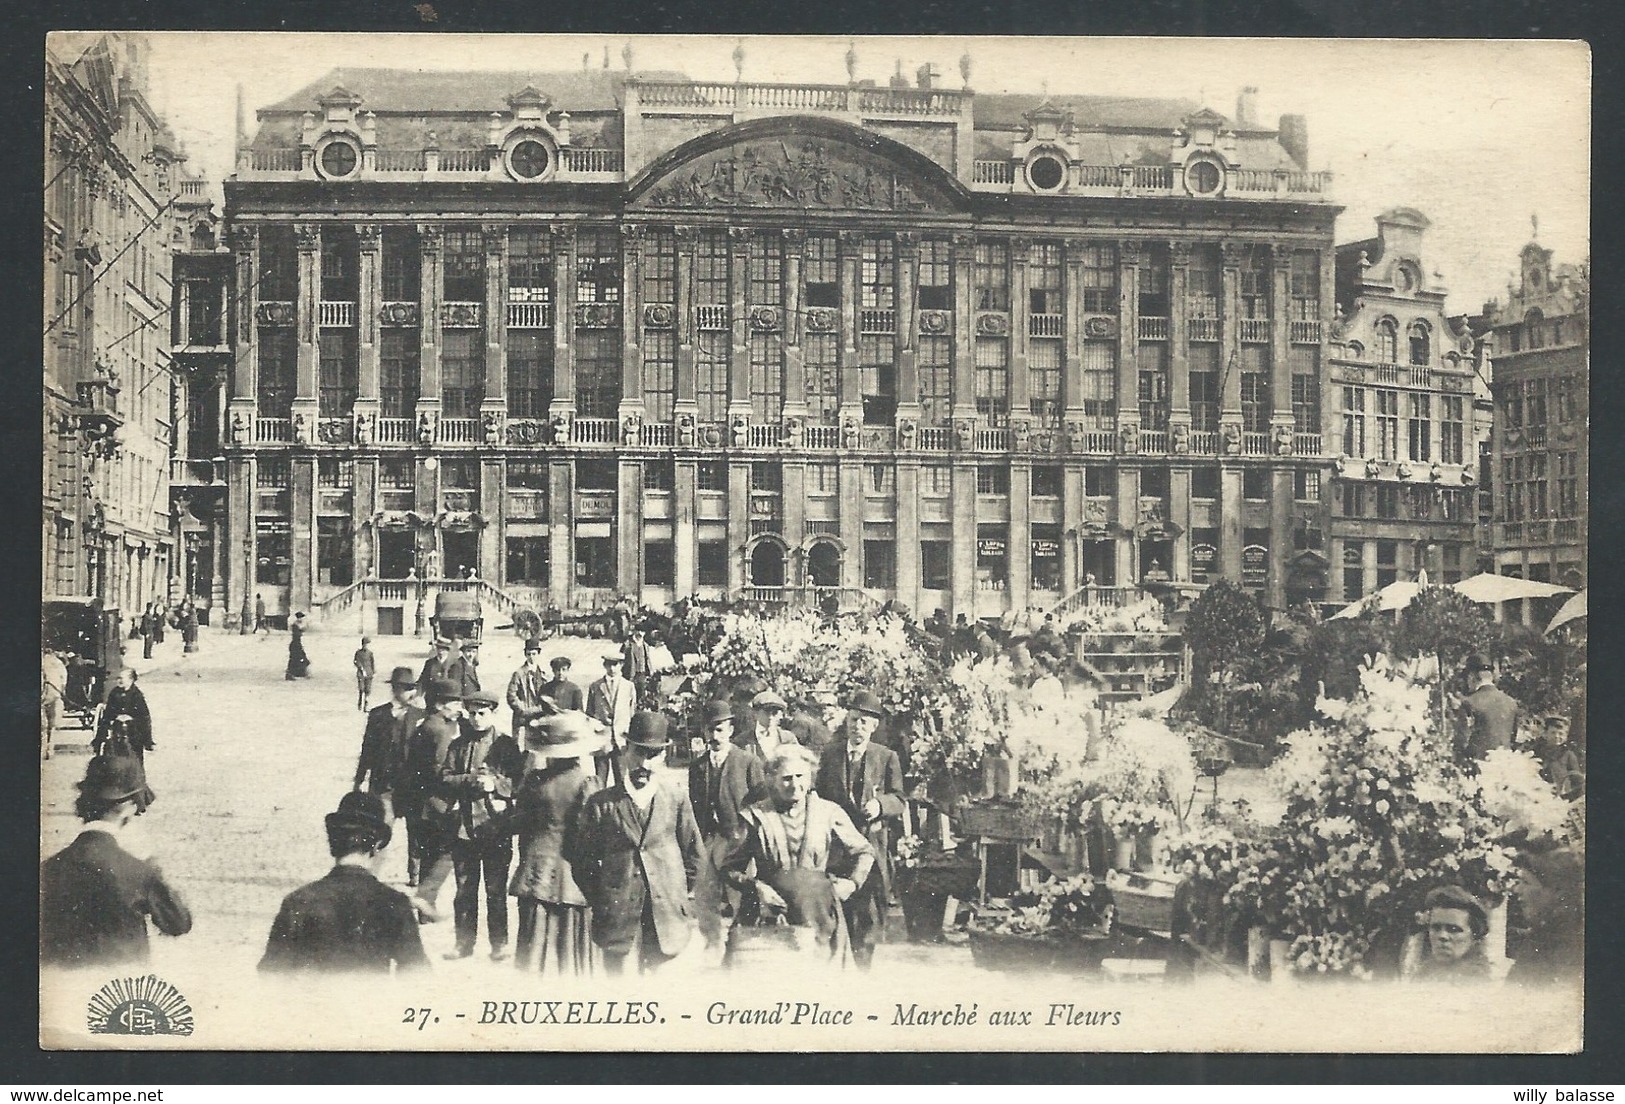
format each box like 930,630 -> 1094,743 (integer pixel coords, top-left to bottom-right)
1030,539 -> 1060,558
1242,543 -> 1269,586
576,491 -> 617,519
1191,543 -> 1217,572
977,538 -> 1007,558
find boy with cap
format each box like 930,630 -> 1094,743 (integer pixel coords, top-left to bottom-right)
405,678 -> 464,907
541,655 -> 585,712
353,636 -> 376,711
418,635 -> 480,699
587,651 -> 637,746
437,689 -> 524,961
41,756 -> 193,967
259,792 -> 428,974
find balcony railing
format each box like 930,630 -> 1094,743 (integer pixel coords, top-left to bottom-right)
1076,165 -> 1117,188
973,160 -> 1015,185
1029,313 -> 1063,338
562,148 -> 623,173
804,424 -> 840,449
375,417 -> 415,444
438,417 -> 479,444
255,417 -> 292,443
1239,318 -> 1272,344
1242,432 -> 1271,456
1048,585 -> 1152,618
247,149 -> 301,172
917,426 -> 951,451
1553,518 -> 1580,542
1189,430 -> 1220,456
1188,317 -> 1220,342
375,149 -> 426,172
859,308 -> 896,334
634,79 -> 968,118
745,423 -> 780,448
639,423 -> 674,447
694,304 -> 729,331
442,302 -> 483,328
1138,316 -> 1169,341
506,301 -> 552,328
1075,429 -> 1116,454
1139,429 -> 1169,454
975,427 -> 1011,451
169,458 -> 225,484
504,489 -> 548,519
1132,166 -> 1174,190
572,416 -> 618,445
318,300 -> 355,328
438,149 -> 491,173
1290,319 -> 1323,344
1294,433 -> 1323,456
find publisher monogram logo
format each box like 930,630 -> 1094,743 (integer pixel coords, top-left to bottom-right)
86,974 -> 195,1036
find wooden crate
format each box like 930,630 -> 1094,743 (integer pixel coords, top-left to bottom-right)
1105,869 -> 1181,935
957,799 -> 1044,841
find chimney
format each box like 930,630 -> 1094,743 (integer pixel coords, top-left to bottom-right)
1278,113 -> 1309,169
889,59 -> 908,90
1235,86 -> 1258,128
235,83 -> 247,150
916,63 -> 941,90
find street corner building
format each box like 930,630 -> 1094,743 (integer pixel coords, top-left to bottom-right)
175,54 -> 1501,635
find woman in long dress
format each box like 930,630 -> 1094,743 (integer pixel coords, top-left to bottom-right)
509,712 -> 604,976
285,612 -> 311,680
93,668 -> 156,813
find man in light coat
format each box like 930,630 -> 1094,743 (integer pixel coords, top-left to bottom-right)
586,651 -> 636,744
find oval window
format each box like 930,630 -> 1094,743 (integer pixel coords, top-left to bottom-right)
319,141 -> 358,179
509,139 -> 551,180
1027,154 -> 1065,191
1186,159 -> 1222,195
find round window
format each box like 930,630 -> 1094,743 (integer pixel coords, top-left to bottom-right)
1186,159 -> 1222,195
1027,153 -> 1065,191
319,140 -> 358,179
509,139 -> 551,180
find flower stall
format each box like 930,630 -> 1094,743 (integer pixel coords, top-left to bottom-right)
1062,597 -> 1186,706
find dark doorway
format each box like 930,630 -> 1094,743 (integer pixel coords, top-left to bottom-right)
376,531 -> 414,579
750,542 -> 786,588
806,541 -> 841,588
443,531 -> 479,578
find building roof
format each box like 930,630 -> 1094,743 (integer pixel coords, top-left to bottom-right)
261,67 -> 689,116
972,92 -> 1213,131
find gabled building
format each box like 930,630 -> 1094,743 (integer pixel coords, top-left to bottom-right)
214,57 -> 1342,631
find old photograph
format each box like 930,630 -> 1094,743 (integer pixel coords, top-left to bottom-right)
39,32 -> 1587,1051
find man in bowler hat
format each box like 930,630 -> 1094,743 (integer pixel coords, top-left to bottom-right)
41,756 -> 193,967
405,677 -> 464,909
1456,653 -> 1519,764
354,666 -> 424,833
259,792 -> 428,974
568,711 -> 702,974
418,635 -> 479,699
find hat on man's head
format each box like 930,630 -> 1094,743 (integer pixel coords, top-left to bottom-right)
427,677 -> 461,704
847,689 -> 887,717
601,650 -> 624,664
550,656 -> 572,670
698,700 -> 734,729
387,665 -> 417,688
626,711 -> 671,749
523,637 -> 543,655
1466,653 -> 1494,673
1424,884 -> 1488,927
325,791 -> 392,850
77,755 -> 146,803
460,639 -> 480,651
361,636 -> 372,645
752,689 -> 788,711
524,712 -> 608,759
433,635 -> 454,649
463,689 -> 501,710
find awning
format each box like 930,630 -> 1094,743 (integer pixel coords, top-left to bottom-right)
1546,590 -> 1587,634
1453,572 -> 1575,604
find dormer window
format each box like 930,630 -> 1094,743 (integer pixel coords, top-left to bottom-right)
508,138 -> 551,180
1026,151 -> 1066,192
317,138 -> 360,180
1185,157 -> 1223,196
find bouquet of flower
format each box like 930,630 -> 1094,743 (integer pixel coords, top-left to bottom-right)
1476,747 -> 1572,840
971,874 -> 1113,939
1060,597 -> 1170,636
895,834 -> 925,870
1100,798 -> 1175,838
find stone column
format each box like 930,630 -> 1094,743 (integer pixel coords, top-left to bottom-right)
620,225 -> 646,423
1271,242 -> 1294,425
1169,239 -> 1192,420
781,229 -> 808,418
950,462 -> 976,617
357,224 -> 382,401
1118,240 -> 1143,426
417,224 -> 442,422
1220,240 -> 1244,417
1061,239 -> 1086,418
782,460 -> 806,575
895,231 -> 920,415
290,456 -> 315,614
1061,466 -> 1085,592
549,224 -> 576,418
225,456 -> 253,630
838,461 -> 863,590
482,223 -> 507,411
481,458 -> 502,581
549,459 -> 573,608
951,232 -> 978,426
728,227 -> 752,417
1170,467 -> 1191,580
293,223 -> 321,414
230,225 -> 257,404
1009,461 -> 1032,608
895,459 -> 920,612
1220,466 -> 1244,580
673,459 -> 697,596
1269,469 -> 1291,607
728,460 -> 750,592
619,459 -> 642,594
837,230 -> 864,425
1116,467 -> 1138,586
673,226 -> 698,413
1009,236 -> 1032,421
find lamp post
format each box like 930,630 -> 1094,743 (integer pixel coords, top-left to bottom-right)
240,535 -> 252,634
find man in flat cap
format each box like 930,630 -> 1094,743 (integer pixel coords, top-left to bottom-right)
259,792 -> 428,974
405,677 -> 465,911
541,655 -> 586,712
41,756 -> 193,968
418,635 -> 479,700
438,689 -> 524,960
587,651 -> 636,748
568,711 -> 701,975
1456,653 -> 1519,765
740,688 -> 795,762
691,699 -> 765,951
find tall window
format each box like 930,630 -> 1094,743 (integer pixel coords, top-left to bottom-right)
506,537 -> 549,585
1187,244 -> 1221,318
1528,452 -> 1549,517
1240,347 -> 1271,433
807,463 -> 838,494
1138,243 -> 1170,317
574,330 -> 620,417
1374,318 -> 1398,364
804,331 -> 838,425
380,331 -> 420,418
749,235 -> 783,421
1189,343 -> 1220,432
1408,321 -> 1430,366
317,331 -> 358,417
1082,342 -> 1116,422
1557,450 -> 1579,516
575,227 -> 621,303
442,227 -> 485,302
440,331 -> 484,417
860,334 -> 896,425
1138,344 -> 1170,430
1080,242 -> 1119,313
640,227 -> 674,305
918,334 -> 951,426
1439,394 -> 1465,465
381,226 -> 420,302
1290,249 -> 1320,320
320,226 -> 357,302
1029,242 -> 1063,314
974,241 -> 1009,311
317,516 -> 353,587
975,337 -> 1009,425
1503,457 -> 1523,522
918,238 -> 951,310
860,236 -> 894,309
508,227 -> 554,304
1239,244 -> 1269,319
259,225 -> 298,301
804,235 -> 838,307
1375,388 -> 1400,459
695,230 -> 730,421
257,329 -> 296,418
641,330 -> 675,423
1029,338 -> 1062,427
508,330 -> 554,417
1407,392 -> 1432,461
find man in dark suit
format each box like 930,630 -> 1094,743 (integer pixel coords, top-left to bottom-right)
689,699 -> 765,951
568,712 -> 702,974
814,688 -> 906,968
259,792 -> 428,974
405,678 -> 464,911
1457,653 -> 1519,765
541,655 -> 585,712
41,756 -> 192,967
354,666 -> 424,839
418,635 -> 479,700
437,689 -> 525,961
505,638 -> 554,737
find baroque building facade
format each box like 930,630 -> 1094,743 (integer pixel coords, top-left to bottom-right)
1476,234 -> 1588,588
211,62 -> 1370,630
45,34 -> 186,617
1328,209 -> 1481,599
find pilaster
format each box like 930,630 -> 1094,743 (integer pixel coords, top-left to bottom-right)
550,224 -> 576,417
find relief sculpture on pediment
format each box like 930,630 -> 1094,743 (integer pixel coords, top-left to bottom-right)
642,138 -> 948,212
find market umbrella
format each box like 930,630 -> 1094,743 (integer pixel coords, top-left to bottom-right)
1326,578 -> 1425,620
1452,572 -> 1575,604
1545,590 -> 1587,635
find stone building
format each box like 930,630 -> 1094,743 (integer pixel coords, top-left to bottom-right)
1476,230 -> 1588,588
45,34 -> 186,617
1327,209 -> 1481,599
211,58 -> 1346,631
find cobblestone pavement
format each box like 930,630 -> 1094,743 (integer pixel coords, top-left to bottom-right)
41,625 -> 976,983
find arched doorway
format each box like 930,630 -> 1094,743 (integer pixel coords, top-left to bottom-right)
806,540 -> 841,588
749,541 -> 786,588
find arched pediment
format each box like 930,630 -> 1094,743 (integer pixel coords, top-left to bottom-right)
627,116 -> 969,214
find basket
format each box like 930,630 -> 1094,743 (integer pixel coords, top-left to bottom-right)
1105,869 -> 1180,935
957,799 -> 1045,841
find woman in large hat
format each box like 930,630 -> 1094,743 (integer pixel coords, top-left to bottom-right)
509,711 -> 607,975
